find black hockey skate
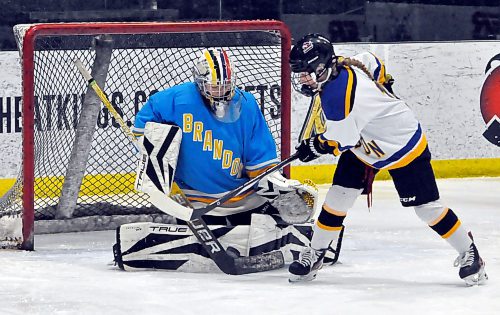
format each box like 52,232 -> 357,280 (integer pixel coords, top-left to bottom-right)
454,241 -> 488,286
289,246 -> 326,283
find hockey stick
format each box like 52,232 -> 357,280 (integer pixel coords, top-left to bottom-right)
297,94 -> 345,264
74,59 -> 285,274
144,153 -> 298,222
186,152 -> 299,220
74,60 -> 141,154
298,94 -> 325,142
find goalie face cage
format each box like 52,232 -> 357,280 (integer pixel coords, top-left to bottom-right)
0,21 -> 291,250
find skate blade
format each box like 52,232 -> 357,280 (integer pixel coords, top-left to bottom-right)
288,271 -> 318,283
464,271 -> 488,286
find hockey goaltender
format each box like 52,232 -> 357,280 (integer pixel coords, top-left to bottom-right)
112,48 -> 342,273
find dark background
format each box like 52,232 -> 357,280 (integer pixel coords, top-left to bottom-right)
0,0 -> 498,50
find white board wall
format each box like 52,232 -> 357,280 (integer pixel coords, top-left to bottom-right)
1,41 -> 499,179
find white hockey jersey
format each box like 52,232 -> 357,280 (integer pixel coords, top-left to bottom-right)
319,52 -> 427,170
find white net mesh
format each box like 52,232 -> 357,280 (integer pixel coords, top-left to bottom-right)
0,22 -> 290,249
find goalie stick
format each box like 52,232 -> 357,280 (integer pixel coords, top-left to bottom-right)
74,58 -> 286,275
185,153 -> 299,220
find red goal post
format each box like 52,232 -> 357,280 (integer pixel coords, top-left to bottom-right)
0,20 -> 292,250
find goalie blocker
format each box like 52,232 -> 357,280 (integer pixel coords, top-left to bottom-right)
113,214 -> 344,272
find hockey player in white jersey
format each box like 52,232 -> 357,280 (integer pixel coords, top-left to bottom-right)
113,47 -> 339,273
287,34 -> 487,285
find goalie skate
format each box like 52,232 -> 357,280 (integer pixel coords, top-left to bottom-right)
288,246 -> 326,283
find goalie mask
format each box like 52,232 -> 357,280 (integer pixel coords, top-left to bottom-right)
193,48 -> 240,121
290,34 -> 337,97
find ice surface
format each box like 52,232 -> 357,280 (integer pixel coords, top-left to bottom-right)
0,178 -> 499,315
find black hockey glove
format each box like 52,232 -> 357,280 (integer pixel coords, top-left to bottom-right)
295,135 -> 331,162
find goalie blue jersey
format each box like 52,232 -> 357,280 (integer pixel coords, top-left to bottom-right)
132,82 -> 279,202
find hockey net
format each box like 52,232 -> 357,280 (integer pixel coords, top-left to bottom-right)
0,21 -> 291,250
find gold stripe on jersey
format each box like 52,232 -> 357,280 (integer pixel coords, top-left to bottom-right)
378,62 -> 387,84
370,53 -> 387,84
246,163 -> 277,178
352,132 -> 427,170
344,66 -> 355,118
386,133 -> 428,170
187,189 -> 254,204
320,66 -> 356,121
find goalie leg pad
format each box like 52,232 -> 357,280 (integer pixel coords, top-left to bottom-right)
114,222 -> 249,272
246,214 -> 340,264
113,216 -> 342,272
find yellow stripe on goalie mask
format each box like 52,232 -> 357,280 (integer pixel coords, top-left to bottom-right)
204,50 -> 218,85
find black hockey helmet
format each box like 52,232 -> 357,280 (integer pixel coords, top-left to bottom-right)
289,34 -> 336,74
290,34 -> 337,96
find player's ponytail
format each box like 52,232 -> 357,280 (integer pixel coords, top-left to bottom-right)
339,58 -> 386,93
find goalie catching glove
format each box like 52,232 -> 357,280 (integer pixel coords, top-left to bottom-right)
295,134 -> 340,162
257,171 -> 318,224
